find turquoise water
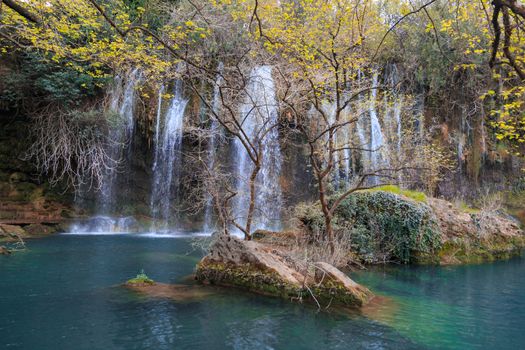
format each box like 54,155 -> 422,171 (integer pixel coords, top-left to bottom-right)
0,234 -> 524,349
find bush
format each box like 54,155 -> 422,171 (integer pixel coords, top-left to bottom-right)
126,269 -> 155,285
0,53 -> 106,110
296,191 -> 442,264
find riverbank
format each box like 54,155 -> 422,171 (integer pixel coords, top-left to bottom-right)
260,190 -> 525,266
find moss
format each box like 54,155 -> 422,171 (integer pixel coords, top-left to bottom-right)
195,260 -> 369,307
126,270 -> 155,285
195,260 -> 301,298
359,185 -> 427,203
438,236 -> 525,264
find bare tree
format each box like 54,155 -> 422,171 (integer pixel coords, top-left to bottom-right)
25,104 -> 120,191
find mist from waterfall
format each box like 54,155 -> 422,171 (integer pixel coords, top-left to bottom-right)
150,81 -> 188,228
232,66 -> 283,232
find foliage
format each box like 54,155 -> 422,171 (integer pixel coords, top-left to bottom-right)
127,269 -> 154,284
296,191 -> 442,264
360,185 -> 427,202
0,53 -> 105,109
435,0 -> 525,156
0,0 -> 207,85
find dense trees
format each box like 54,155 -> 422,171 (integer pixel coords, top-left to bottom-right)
1,0 -> 524,239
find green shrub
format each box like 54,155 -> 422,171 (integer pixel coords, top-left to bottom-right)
126,269 -> 154,285
296,191 -> 442,264
360,185 -> 427,202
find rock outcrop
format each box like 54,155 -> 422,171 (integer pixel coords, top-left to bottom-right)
428,198 -> 525,264
0,222 -> 60,243
0,245 -> 10,255
195,235 -> 373,307
294,190 -> 525,265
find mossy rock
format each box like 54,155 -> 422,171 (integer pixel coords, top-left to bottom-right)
24,224 -> 58,236
296,191 -> 442,264
126,271 -> 155,286
438,236 -> 525,264
0,246 -> 10,255
196,260 -> 302,299
195,236 -> 373,307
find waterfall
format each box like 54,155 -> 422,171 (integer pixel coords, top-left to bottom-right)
150,81 -> 188,228
70,216 -> 139,234
71,69 -> 140,233
152,84 -> 165,172
340,105 -> 352,185
322,101 -> 341,186
369,72 -> 386,170
232,66 -> 283,233
394,96 -> 403,153
99,68 -> 140,214
203,63 -> 224,232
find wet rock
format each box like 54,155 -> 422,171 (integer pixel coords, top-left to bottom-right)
195,235 -> 373,307
24,224 -> 58,236
427,198 -> 525,264
0,245 -> 10,255
0,224 -> 27,238
124,282 -> 214,301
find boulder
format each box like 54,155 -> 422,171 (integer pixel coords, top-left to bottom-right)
195,235 -> 373,307
0,224 -> 27,242
428,198 -> 525,264
0,246 -> 10,255
24,224 -> 57,236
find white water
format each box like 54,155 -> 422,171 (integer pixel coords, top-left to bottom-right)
232,66 -> 283,232
99,68 -> 140,214
369,72 -> 387,172
203,63 -> 224,232
152,84 -> 165,172
70,70 -> 141,233
150,81 -> 188,227
70,216 -> 139,233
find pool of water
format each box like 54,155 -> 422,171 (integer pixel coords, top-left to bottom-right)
0,234 -> 524,349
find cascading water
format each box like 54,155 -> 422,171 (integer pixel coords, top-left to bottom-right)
369,72 -> 387,171
70,216 -> 139,234
152,84 -> 165,172
232,66 -> 283,232
355,70 -> 369,168
71,70 -> 141,233
100,68 -> 140,215
394,96 -> 403,153
340,103 -> 352,183
203,63 -> 224,232
150,81 -> 188,228
321,101 -> 342,186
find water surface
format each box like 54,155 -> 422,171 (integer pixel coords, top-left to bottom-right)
1,234 -> 523,349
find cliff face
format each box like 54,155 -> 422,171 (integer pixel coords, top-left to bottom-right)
0,114 -> 74,242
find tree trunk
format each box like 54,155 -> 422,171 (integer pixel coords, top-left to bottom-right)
244,164 -> 260,240
317,174 -> 335,254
